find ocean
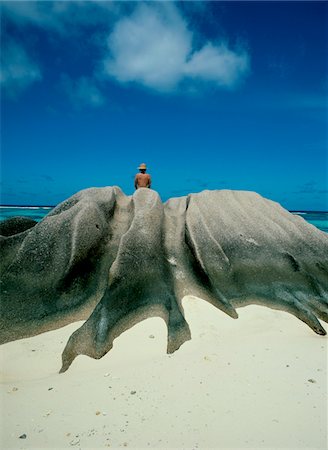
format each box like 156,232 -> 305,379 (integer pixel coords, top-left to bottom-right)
0,206 -> 327,233
0,206 -> 54,223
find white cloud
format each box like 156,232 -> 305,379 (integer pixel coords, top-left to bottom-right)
1,1 -> 119,101
0,39 -> 42,96
61,75 -> 105,108
1,0 -> 120,34
1,1 -> 66,32
185,43 -> 249,88
103,4 -> 192,91
1,2 -> 250,98
102,3 -> 250,92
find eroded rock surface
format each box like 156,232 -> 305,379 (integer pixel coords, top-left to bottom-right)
0,187 -> 327,372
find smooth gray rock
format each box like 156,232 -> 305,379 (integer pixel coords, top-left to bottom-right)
0,187 -> 327,372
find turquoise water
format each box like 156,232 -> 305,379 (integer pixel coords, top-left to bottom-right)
0,206 -> 327,233
291,211 -> 328,233
0,206 -> 53,222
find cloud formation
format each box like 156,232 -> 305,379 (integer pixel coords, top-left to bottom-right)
2,2 -> 250,99
102,4 -> 250,92
1,1 -> 119,34
185,43 -> 249,87
61,75 -> 105,109
1,0 -> 120,98
0,38 -> 42,97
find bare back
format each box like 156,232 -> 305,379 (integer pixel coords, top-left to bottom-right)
135,173 -> 151,188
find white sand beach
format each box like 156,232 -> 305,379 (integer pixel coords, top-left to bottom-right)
0,296 -> 327,450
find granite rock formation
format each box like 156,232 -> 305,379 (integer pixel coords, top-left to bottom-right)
0,216 -> 37,236
0,187 -> 327,372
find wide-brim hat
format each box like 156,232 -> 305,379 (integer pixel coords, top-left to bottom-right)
138,163 -> 147,170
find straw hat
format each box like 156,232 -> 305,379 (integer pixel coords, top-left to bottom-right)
138,163 -> 147,170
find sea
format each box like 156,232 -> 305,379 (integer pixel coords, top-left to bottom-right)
0,206 -> 327,233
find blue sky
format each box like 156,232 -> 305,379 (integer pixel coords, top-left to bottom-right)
1,1 -> 327,210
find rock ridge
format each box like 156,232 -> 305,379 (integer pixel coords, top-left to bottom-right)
0,187 -> 327,372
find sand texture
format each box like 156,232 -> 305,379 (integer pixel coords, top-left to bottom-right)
1,187 -> 327,448
1,298 -> 327,450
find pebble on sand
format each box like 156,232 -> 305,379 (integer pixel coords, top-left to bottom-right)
70,437 -> 80,446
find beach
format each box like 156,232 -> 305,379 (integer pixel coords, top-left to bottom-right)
1,296 -> 326,450
2,2 -> 327,449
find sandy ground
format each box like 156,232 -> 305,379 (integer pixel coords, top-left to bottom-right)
0,296 -> 327,450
